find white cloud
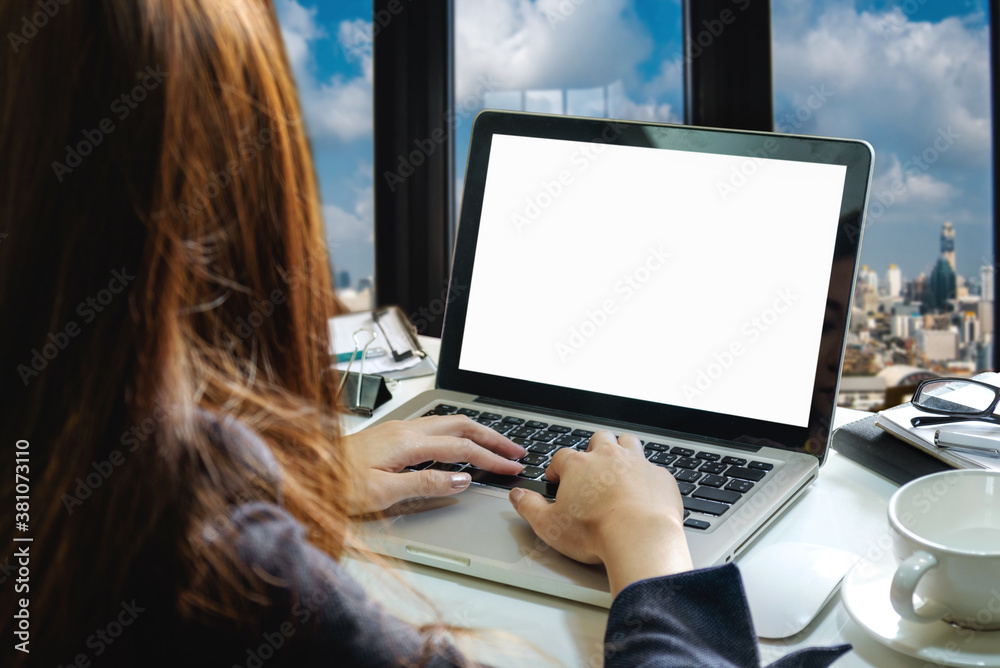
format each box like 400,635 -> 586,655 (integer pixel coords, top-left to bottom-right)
276,1 -> 372,144
323,183 -> 373,245
455,0 -> 658,110
773,6 -> 989,161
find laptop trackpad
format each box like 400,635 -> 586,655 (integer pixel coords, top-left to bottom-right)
379,489 -> 534,564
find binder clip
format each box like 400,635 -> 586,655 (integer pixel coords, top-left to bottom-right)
337,327 -> 392,417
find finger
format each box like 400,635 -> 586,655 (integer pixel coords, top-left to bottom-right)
544,445 -> 580,483
376,469 -> 472,510
412,435 -> 524,475
414,415 -> 526,459
587,429 -> 617,452
618,432 -> 643,451
508,487 -> 551,530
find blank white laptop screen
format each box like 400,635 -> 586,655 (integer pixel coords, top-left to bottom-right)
458,133 -> 848,428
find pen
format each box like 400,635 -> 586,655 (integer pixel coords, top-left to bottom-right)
933,429 -> 1000,456
334,347 -> 387,364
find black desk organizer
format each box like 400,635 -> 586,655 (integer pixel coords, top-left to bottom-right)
831,414 -> 952,485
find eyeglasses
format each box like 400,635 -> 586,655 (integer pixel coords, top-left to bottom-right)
909,378 -> 1000,428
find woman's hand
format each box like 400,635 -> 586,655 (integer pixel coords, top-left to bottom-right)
508,430 -> 692,597
343,415 -> 526,514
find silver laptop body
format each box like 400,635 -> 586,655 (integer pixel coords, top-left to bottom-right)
359,110 -> 874,608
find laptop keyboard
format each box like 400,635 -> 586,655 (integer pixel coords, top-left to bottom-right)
412,404 -> 775,531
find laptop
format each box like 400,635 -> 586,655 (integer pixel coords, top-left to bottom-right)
361,110 -> 874,607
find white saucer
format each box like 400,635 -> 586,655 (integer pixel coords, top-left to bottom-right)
841,547 -> 1000,667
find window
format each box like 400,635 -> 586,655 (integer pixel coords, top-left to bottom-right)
276,0 -> 375,310
771,0 -> 994,406
453,0 -> 684,212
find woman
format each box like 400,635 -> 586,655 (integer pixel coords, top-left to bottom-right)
0,1 -> 848,665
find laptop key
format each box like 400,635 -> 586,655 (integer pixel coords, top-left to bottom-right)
548,425 -> 572,433
726,479 -> 754,493
528,442 -> 558,455
749,461 -> 774,471
699,462 -> 728,475
649,452 -> 677,465
645,442 -> 668,451
675,469 -> 702,483
696,451 -> 721,461
509,427 -> 538,439
670,446 -> 695,457
479,412 -> 502,422
428,461 -> 465,472
422,410 -> 438,417
435,404 -> 458,414
520,453 -> 548,467
511,437 -> 533,448
532,431 -> 557,442
553,435 -> 581,447
721,456 -> 747,466
525,420 -> 548,429
699,474 -> 728,488
676,481 -> 696,495
725,466 -> 766,482
491,423 -> 514,435
571,429 -> 594,438
649,452 -> 677,466
502,416 -> 526,425
518,466 -> 547,479
466,468 -> 555,496
674,457 -> 700,470
693,487 -> 741,505
683,497 -> 729,516
684,518 -> 711,530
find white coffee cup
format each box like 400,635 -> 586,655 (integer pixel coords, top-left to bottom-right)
888,469 -> 1000,630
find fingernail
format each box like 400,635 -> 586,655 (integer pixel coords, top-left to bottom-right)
509,488 -> 525,506
451,472 -> 471,489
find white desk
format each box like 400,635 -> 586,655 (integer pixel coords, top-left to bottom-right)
342,337 -> 925,667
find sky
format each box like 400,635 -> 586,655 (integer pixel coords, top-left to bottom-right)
275,0 -> 992,294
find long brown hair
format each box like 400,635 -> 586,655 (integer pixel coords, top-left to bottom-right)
0,0 -> 353,662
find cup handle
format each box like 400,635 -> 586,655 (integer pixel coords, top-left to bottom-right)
890,550 -> 948,623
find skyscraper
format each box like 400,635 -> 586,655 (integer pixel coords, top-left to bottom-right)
887,264 -> 901,297
926,222 -> 957,312
941,221 -> 956,270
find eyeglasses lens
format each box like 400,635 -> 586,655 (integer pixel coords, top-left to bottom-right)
914,380 -> 996,415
